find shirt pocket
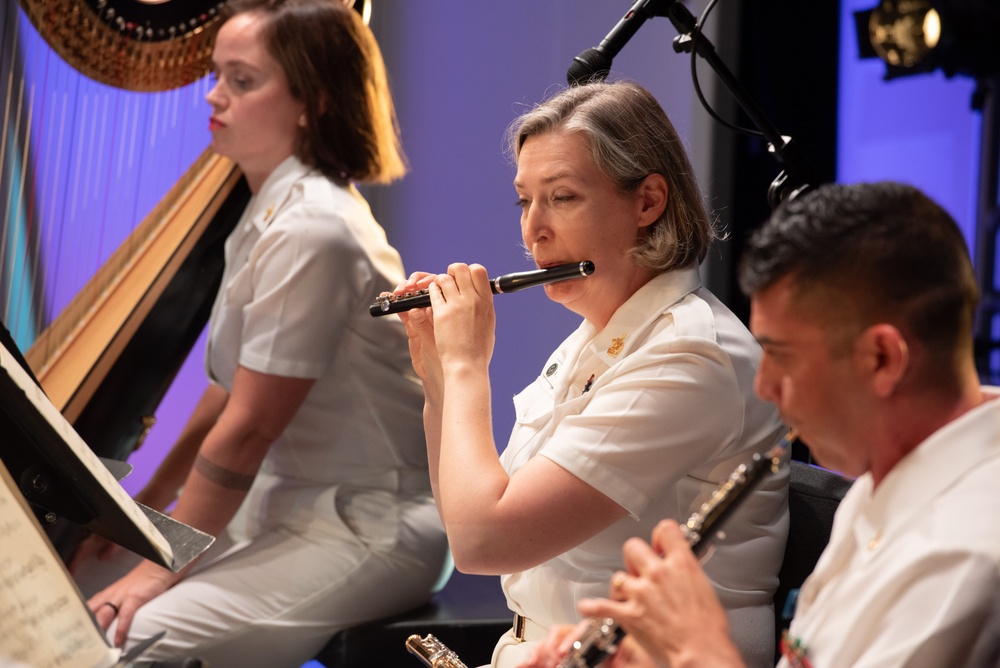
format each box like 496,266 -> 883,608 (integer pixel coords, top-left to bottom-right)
550,390 -> 593,425
512,374 -> 556,426
503,376 -> 557,472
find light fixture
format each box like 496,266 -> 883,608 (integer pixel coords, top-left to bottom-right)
346,0 -> 372,25
855,0 -> 1000,80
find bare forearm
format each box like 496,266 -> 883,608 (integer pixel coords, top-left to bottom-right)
167,401 -> 276,539
437,362 -> 512,566
138,384 -> 228,510
423,400 -> 444,513
167,461 -> 257,544
160,369 -> 313,562
667,643 -> 745,668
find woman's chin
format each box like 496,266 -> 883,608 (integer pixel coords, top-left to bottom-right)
542,283 -> 578,304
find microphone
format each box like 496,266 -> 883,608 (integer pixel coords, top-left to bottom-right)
567,0 -> 675,85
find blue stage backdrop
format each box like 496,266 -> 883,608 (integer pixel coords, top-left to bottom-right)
837,0 -> 980,247
0,0 -> 987,493
127,0 -> 721,492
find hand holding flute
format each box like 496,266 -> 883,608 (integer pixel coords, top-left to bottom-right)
395,262 -> 588,404
371,261 -> 595,316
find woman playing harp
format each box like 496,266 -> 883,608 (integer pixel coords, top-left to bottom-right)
70,1 -> 447,665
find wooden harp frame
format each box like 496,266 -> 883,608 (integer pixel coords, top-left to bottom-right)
25,151 -> 242,424
10,0 -> 241,459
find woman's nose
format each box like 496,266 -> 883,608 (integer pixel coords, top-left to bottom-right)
521,205 -> 550,248
206,80 -> 224,107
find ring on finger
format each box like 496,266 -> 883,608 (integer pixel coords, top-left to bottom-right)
611,571 -> 627,597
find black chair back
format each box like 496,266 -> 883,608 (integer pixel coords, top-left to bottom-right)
774,461 -> 853,660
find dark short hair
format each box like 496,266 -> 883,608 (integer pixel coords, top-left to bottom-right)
222,0 -> 405,183
506,81 -> 716,272
740,181 -> 979,358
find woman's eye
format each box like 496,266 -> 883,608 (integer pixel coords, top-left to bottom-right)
553,194 -> 576,203
515,197 -> 529,209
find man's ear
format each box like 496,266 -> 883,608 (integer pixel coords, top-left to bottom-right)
857,323 -> 909,397
636,173 -> 668,229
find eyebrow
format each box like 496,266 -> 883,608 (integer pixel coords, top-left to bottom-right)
754,335 -> 789,348
513,171 -> 578,190
211,58 -> 264,74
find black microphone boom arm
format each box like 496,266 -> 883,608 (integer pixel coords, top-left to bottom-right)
568,0 -> 820,208
665,3 -> 819,207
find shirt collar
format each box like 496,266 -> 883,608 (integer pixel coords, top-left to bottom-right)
583,265 -> 703,365
856,388 -> 1000,548
244,155 -> 315,233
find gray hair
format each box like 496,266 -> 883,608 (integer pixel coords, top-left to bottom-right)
507,81 -> 716,272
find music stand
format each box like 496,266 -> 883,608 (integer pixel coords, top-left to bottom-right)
0,331 -> 213,572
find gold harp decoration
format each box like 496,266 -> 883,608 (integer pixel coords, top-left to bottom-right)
16,0 -> 370,93
17,0 -> 225,92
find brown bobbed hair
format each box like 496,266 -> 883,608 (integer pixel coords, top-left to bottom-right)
222,0 -> 406,184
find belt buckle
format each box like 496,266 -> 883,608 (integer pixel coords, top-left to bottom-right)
513,613 -> 526,642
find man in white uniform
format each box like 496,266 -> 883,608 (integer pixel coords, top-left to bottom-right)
520,181 -> 1000,668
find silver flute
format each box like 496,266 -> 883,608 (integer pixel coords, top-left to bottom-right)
369,260 -> 595,317
557,431 -> 797,668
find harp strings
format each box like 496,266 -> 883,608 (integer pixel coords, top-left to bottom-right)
0,0 -> 214,358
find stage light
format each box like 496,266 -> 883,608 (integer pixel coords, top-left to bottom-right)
855,0 -> 1000,80
348,0 -> 372,25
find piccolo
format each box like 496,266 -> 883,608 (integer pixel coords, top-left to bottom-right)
369,260 -> 595,317
557,430 -> 798,668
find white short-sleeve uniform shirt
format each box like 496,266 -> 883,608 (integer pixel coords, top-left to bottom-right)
206,155 -> 430,503
778,391 -> 1000,668
115,156 -> 447,667
495,267 -> 788,668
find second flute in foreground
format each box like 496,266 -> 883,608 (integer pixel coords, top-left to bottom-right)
557,430 -> 798,668
369,260 -> 595,317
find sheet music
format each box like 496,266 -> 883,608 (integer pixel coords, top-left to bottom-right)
0,461 -> 121,668
0,343 -> 174,565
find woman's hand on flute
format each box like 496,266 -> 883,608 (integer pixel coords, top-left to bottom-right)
395,271 -> 441,390
398,264 -> 496,384
424,264 -> 496,368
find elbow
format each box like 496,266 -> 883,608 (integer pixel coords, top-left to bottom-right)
446,527 -> 544,575
448,535 -> 503,575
